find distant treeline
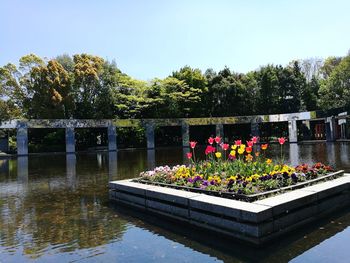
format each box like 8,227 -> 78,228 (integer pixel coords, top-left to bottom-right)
1,51 -> 350,121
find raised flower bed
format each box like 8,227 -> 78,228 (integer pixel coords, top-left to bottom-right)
135,136 -> 343,201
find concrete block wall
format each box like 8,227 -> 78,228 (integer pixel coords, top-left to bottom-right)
109,174 -> 350,245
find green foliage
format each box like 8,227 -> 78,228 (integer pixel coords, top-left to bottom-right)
319,55 -> 350,109
1,51 -> 350,122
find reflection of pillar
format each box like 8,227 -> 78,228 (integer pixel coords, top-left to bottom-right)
216,124 -> 224,139
340,123 -> 346,139
326,143 -> 336,166
147,149 -> 156,170
288,120 -> 298,143
251,122 -> 260,137
340,143 -> 349,165
146,122 -> 155,149
17,156 -> 28,184
325,117 -> 336,142
182,122 -> 190,147
108,151 -> 118,181
289,143 -> 299,167
17,122 -> 28,156
108,125 -> 117,151
65,127 -> 75,153
66,154 -> 76,190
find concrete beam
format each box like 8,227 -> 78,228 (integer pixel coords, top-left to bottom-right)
65,127 -> 75,153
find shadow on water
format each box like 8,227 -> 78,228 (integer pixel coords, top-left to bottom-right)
110,202 -> 350,263
0,143 -> 349,262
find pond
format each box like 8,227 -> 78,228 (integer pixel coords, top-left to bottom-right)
0,143 -> 350,262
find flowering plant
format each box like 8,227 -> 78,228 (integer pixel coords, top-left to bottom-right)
139,136 -> 334,197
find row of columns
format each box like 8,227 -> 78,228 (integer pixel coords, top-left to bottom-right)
12,119 -> 342,155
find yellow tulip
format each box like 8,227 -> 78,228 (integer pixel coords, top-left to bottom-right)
230,150 -> 236,156
215,152 -> 222,158
266,159 -> 272,164
238,148 -> 244,155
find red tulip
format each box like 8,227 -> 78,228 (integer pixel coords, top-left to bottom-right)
221,143 -> 230,151
186,152 -> 193,159
208,137 -> 214,145
251,136 -> 258,144
246,146 -> 252,153
247,141 -> 254,147
278,137 -> 286,145
205,145 -> 216,155
215,136 -> 221,144
189,141 -> 197,149
234,140 -> 242,146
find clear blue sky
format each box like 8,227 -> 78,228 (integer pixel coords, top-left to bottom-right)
1,0 -> 349,80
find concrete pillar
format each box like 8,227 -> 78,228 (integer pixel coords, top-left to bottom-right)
288,120 -> 298,143
108,151 -> 118,181
181,122 -> 190,147
145,122 -> 155,149
340,123 -> 346,139
17,122 -> 28,156
66,153 -> 76,190
108,125 -> 117,151
65,127 -> 75,153
216,124 -> 224,139
147,149 -> 156,170
325,117 -> 336,142
289,143 -> 299,167
302,120 -> 311,140
250,122 -> 260,137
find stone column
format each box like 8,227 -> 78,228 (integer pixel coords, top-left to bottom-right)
216,124 -> 224,139
250,122 -> 260,137
108,124 -> 117,151
181,122 -> 190,147
325,117 -> 336,142
66,153 -> 76,190
65,127 -> 75,153
289,143 -> 299,167
17,121 -> 28,156
145,122 -> 155,149
302,120 -> 311,140
288,120 -> 298,143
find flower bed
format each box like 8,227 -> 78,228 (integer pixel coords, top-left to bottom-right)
136,136 -> 342,201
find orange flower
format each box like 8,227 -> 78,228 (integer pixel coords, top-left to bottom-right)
255,152 -> 260,157
246,146 -> 252,154
266,159 -> 272,164
245,154 -> 253,162
261,144 -> 268,150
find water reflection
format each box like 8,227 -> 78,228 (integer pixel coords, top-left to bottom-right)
66,154 -> 76,190
0,143 -> 349,262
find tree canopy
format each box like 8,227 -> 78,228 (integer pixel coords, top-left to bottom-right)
1,51 -> 350,121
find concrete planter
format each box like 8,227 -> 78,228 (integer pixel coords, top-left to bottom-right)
109,172 -> 350,245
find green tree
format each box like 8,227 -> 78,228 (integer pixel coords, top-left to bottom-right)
319,55 -> 350,109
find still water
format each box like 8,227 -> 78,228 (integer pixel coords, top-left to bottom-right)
0,143 -> 350,262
